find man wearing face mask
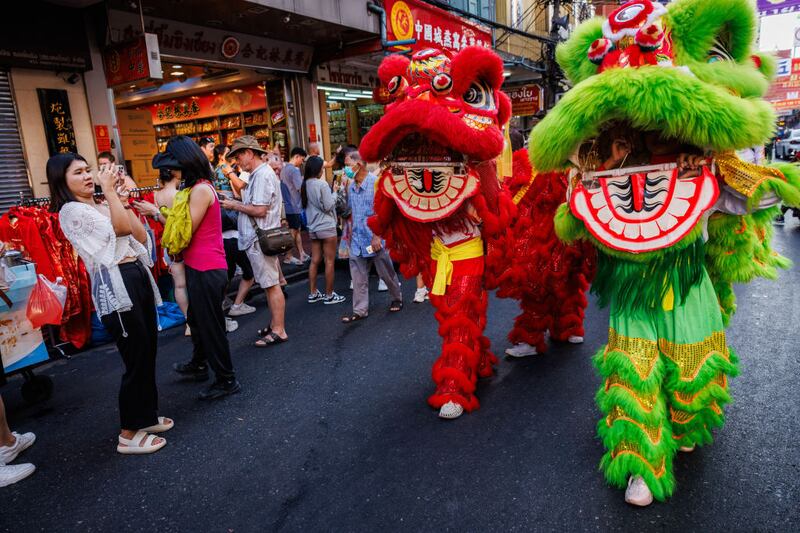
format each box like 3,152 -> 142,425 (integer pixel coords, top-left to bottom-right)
341,151 -> 403,323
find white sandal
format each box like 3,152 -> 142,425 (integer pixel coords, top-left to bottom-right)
140,417 -> 174,433
117,430 -> 166,455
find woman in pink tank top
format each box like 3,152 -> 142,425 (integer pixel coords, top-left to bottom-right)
182,180 -> 227,271
152,136 -> 241,400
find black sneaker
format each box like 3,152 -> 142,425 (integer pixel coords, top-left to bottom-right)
173,361 -> 209,382
198,379 -> 241,401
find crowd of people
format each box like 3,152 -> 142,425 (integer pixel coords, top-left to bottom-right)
0,134 -> 421,485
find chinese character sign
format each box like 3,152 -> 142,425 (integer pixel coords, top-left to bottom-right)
384,0 -> 493,53
37,89 -> 77,156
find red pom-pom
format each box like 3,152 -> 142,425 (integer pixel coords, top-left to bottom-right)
588,38 -> 614,65
751,54 -> 762,69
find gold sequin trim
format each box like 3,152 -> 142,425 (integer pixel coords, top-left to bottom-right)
605,329 -> 660,380
658,331 -> 729,382
606,406 -> 662,445
611,442 -> 666,478
715,152 -> 786,198
604,375 -> 657,411
673,374 -> 728,404
670,407 -> 697,425
513,174 -> 536,205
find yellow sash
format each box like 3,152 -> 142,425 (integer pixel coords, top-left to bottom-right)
429,236 -> 484,296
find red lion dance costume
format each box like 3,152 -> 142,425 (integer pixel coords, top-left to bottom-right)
497,159 -> 596,357
362,47 -> 594,418
362,46 -> 531,420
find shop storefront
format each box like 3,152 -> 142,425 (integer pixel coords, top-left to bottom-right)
315,61 -> 385,151
105,8 -> 312,182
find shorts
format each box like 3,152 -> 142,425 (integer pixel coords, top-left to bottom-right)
245,241 -> 282,289
309,228 -> 337,240
286,213 -> 302,230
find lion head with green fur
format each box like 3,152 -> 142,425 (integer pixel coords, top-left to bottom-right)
529,0 -> 775,172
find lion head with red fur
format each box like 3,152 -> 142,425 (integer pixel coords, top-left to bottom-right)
360,46 -> 511,223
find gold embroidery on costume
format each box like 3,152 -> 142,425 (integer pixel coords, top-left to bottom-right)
604,376 -> 658,411
716,152 -> 786,198
611,442 -> 666,477
606,406 -> 662,444
605,329 -> 660,380
673,373 -> 728,404
669,407 -> 697,424
658,332 -> 729,381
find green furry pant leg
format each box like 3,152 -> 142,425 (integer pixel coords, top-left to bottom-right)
594,270 -> 738,501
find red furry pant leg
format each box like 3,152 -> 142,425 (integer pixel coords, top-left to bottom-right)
428,273 -> 496,412
508,292 -> 551,354
549,271 -> 590,342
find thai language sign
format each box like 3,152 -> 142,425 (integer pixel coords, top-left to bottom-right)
506,84 -> 543,116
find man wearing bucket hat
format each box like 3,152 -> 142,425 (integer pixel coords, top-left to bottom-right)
220,136 -> 289,347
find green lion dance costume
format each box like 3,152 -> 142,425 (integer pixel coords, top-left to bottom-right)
528,0 -> 800,506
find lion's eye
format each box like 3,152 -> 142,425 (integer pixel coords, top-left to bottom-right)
707,38 -> 733,63
431,73 -> 452,95
463,81 -> 495,110
387,75 -> 407,95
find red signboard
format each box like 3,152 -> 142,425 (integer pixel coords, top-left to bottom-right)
766,57 -> 800,113
150,85 -> 267,125
506,84 -> 543,116
103,37 -> 151,87
384,0 -> 493,53
95,125 -> 111,153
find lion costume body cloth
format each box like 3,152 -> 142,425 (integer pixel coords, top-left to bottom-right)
529,0 -> 800,500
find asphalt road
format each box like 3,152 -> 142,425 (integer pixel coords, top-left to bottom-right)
2,219 -> 799,532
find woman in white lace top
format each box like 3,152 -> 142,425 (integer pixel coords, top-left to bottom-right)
47,153 -> 172,455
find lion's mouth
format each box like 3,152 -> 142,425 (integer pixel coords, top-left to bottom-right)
379,133 -> 476,222
568,122 -> 718,253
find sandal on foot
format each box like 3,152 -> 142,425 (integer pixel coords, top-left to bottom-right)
140,417 -> 174,433
341,314 -> 367,323
257,327 -> 272,338
389,300 -> 403,312
255,331 -> 288,347
117,430 -> 166,455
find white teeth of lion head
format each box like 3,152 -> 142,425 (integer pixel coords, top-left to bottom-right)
674,180 -> 696,199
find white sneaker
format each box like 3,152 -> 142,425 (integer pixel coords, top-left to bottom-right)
228,303 -> 256,316
624,475 -> 654,507
413,287 -> 429,303
225,318 -> 239,333
0,432 -> 36,465
568,335 -> 584,344
0,463 -> 35,487
438,401 -> 464,420
324,292 -> 346,305
505,343 -> 537,358
308,290 -> 325,303
378,279 -> 388,291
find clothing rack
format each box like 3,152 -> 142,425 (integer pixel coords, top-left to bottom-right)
15,186 -> 162,207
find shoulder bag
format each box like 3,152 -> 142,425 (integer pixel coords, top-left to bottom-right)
248,215 -> 293,256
